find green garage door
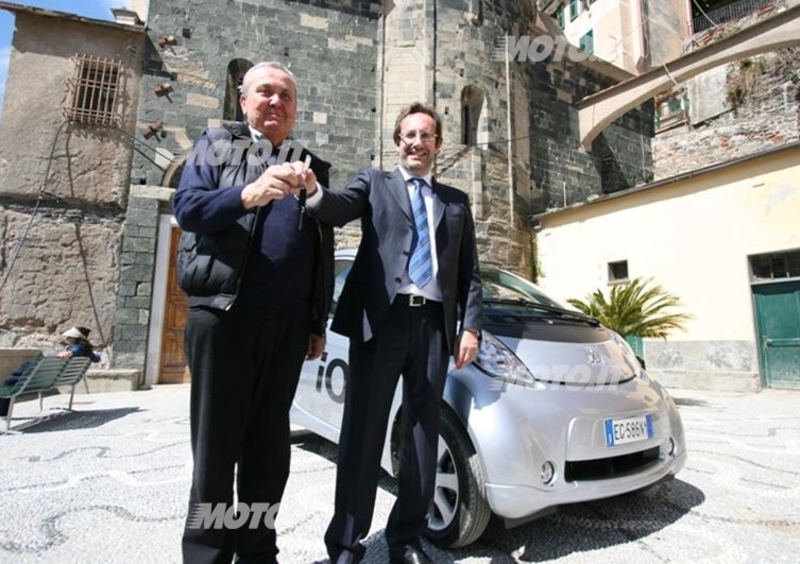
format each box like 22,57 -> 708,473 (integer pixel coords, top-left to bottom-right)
753,280 -> 800,389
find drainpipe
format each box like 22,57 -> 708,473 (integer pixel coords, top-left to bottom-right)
630,0 -> 647,73
429,0 -> 437,106
378,8 -> 386,168
505,30 -> 515,219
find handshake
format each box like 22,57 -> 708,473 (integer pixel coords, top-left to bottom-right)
241,155 -> 318,210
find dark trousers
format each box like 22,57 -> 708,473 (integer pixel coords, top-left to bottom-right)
325,297 -> 448,563
181,302 -> 309,564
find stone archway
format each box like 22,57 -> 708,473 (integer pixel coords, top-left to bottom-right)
579,4 -> 800,148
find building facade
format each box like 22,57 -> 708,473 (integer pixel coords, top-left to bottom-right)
0,3 -> 145,369
121,0 -> 652,386
539,0 -> 691,75
535,1 -> 800,390
535,142 -> 800,390
2,0 -> 796,391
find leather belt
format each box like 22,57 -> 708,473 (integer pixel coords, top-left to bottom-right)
395,294 -> 437,307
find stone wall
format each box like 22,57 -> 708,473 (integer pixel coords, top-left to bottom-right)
117,0 -> 655,379
112,195 -> 159,369
0,14 -> 145,362
0,204 -> 121,356
656,49 -> 800,179
531,61 -> 654,211
654,1 -> 800,180
645,340 -> 762,392
442,1 -> 536,272
132,0 -> 382,191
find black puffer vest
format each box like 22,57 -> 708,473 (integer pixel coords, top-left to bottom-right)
175,122 -> 334,335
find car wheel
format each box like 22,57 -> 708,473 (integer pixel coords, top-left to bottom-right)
424,407 -> 491,548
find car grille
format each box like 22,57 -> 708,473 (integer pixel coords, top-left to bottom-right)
564,446 -> 660,482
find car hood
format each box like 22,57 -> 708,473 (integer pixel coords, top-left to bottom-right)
492,329 -> 639,386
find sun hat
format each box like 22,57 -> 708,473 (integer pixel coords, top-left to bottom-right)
62,326 -> 90,340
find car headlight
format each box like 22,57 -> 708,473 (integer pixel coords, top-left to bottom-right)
473,331 -> 537,386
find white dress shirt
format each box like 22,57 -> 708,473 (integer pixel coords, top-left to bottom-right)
396,166 -> 442,302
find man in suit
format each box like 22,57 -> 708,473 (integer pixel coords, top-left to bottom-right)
173,61 -> 333,564
299,103 -> 483,564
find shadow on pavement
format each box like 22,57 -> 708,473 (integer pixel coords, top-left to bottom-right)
293,430 -> 706,563
14,407 -> 142,433
451,478 -> 705,562
292,430 -> 398,495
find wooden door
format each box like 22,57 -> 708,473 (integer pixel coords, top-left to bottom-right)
159,227 -> 191,383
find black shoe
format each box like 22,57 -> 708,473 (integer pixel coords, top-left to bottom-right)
388,545 -> 433,564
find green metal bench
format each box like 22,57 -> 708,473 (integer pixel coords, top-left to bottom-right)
1,356 -> 92,432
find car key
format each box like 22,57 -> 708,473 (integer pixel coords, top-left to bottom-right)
298,154 -> 311,230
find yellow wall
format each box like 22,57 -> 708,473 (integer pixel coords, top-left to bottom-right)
536,146 -> 800,342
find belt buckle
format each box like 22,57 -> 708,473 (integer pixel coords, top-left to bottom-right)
409,295 -> 426,307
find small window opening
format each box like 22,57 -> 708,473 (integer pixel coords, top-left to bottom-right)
608,260 -> 629,283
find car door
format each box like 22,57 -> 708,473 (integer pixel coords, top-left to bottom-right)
291,257 -> 352,441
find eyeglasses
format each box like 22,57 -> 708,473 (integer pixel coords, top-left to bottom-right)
399,131 -> 438,144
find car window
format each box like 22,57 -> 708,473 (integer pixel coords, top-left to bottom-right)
330,259 -> 353,317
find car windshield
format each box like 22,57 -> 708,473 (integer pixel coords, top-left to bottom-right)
481,269 -> 566,308
480,269 -> 598,325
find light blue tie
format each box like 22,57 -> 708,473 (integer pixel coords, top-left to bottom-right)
408,178 -> 433,288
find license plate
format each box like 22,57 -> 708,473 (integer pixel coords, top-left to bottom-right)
604,414 -> 654,447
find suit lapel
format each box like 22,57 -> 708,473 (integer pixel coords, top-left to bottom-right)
387,169 -> 412,222
431,179 -> 446,229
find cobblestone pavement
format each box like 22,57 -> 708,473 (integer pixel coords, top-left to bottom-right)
0,385 -> 798,563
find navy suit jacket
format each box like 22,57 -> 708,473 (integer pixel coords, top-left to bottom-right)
314,168 -> 482,351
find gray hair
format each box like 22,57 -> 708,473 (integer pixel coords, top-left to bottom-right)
239,61 -> 296,95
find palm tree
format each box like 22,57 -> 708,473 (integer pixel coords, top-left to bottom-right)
567,277 -> 693,339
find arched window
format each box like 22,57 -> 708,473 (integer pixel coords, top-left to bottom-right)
161,150 -> 191,188
461,86 -> 485,146
223,59 -> 253,121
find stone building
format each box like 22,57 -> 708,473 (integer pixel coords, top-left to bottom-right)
0,0 -> 654,387
123,0 -> 653,386
0,2 -> 146,376
654,0 -> 800,179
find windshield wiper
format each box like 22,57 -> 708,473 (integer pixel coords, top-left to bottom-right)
483,298 -> 600,326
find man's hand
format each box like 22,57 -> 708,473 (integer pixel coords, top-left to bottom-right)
241,163 -> 302,209
288,160 -> 318,197
454,329 -> 480,370
306,333 -> 326,360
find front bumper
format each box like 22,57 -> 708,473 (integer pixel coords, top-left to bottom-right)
445,369 -> 687,520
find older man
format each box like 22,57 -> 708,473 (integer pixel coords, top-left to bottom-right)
173,61 -> 333,564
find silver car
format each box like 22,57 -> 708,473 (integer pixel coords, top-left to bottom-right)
290,250 -> 686,548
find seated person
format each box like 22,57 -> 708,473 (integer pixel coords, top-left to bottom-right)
0,358 -> 38,417
0,326 -> 101,416
59,326 -> 101,363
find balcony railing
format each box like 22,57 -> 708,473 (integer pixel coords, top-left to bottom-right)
693,0 -> 777,33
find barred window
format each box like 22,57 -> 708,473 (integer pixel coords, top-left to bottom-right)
64,55 -> 123,126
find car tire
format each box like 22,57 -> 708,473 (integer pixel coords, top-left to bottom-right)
424,407 -> 491,548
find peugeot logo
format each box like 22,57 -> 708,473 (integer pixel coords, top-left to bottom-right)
584,346 -> 602,364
